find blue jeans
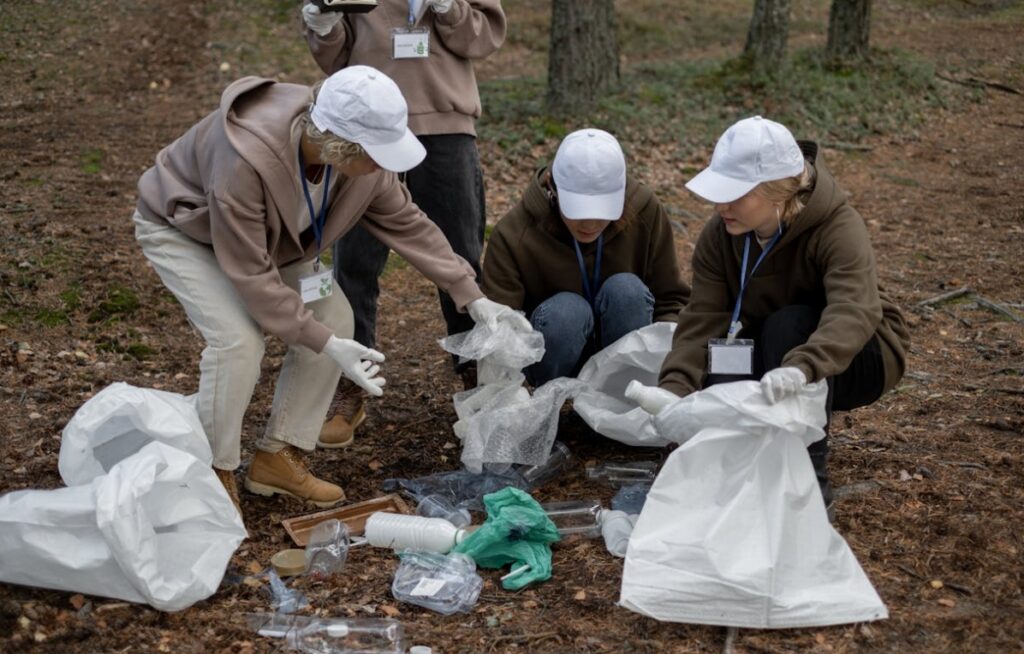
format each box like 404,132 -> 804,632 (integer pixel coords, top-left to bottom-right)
526,273 -> 654,386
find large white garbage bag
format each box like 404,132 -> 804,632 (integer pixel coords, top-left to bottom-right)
0,442 -> 247,612
574,322 -> 676,447
59,382 -> 212,486
620,380 -> 888,628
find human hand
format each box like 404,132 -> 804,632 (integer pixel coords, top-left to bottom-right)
429,0 -> 455,14
323,336 -> 386,396
467,297 -> 532,332
624,380 -> 681,415
302,3 -> 343,36
760,367 -> 807,404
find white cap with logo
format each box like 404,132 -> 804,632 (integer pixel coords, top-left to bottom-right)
552,128 -> 627,221
685,116 -> 804,204
310,65 -> 426,173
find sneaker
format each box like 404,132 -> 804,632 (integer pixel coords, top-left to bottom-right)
318,378 -> 366,448
313,0 -> 378,13
244,446 -> 346,507
214,467 -> 244,519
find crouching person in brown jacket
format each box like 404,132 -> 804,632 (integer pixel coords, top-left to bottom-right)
133,65 -> 524,518
631,116 -> 910,520
482,129 -> 690,386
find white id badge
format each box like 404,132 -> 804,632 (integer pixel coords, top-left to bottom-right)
708,338 -> 754,375
300,267 -> 334,304
392,28 -> 430,59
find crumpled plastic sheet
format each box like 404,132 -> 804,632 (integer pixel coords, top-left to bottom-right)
391,550 -> 483,615
439,316 -> 544,384
452,376 -> 585,474
382,469 -> 529,513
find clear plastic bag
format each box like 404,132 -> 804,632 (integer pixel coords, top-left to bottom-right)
266,569 -> 308,614
391,550 -> 483,615
611,482 -> 652,515
382,468 -> 528,513
439,318 -> 544,385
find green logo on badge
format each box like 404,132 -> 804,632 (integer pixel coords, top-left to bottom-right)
415,41 -> 425,55
319,277 -> 331,297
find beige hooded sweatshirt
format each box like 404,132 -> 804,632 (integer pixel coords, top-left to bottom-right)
136,77 -> 481,353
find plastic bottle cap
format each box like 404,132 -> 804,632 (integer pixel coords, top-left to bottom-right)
409,647 -> 433,654
270,548 -> 307,577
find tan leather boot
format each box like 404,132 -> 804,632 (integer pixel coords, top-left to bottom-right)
318,378 -> 366,448
244,446 -> 345,507
214,467 -> 244,519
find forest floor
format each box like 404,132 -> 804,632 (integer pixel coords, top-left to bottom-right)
1,0 -> 1022,652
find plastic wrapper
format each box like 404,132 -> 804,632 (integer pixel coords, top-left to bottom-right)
391,551 -> 483,615
266,569 -> 308,614
621,381 -> 889,628
573,322 -> 676,446
383,469 -> 528,513
439,317 -> 544,385
59,382 -> 212,486
305,519 -> 350,580
0,442 -> 246,612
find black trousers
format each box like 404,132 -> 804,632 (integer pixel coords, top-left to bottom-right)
706,305 -> 886,506
333,134 -> 485,357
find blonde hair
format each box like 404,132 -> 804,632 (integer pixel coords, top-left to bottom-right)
304,79 -> 368,167
754,163 -> 814,224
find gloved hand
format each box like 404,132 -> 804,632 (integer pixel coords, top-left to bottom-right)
625,380 -> 681,416
323,336 -> 386,396
302,3 -> 343,36
467,297 -> 532,332
429,0 -> 455,14
760,366 -> 807,404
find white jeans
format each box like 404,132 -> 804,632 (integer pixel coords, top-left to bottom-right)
134,211 -> 352,470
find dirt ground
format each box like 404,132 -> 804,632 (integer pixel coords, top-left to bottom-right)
1,0 -> 1022,652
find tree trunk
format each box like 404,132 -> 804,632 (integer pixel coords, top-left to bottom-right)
826,0 -> 872,64
546,0 -> 619,114
743,0 -> 790,77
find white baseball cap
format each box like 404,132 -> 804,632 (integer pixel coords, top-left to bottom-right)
685,116 -> 804,203
310,65 -> 426,173
552,128 -> 627,221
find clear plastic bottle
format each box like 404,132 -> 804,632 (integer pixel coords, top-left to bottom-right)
365,513 -> 470,553
415,494 -> 472,529
285,618 -> 406,654
516,441 -> 573,488
540,499 -> 604,539
245,612 -> 317,638
585,460 -> 658,487
305,519 -> 350,580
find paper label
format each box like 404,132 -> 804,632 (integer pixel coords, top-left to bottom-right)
409,577 -> 446,597
708,338 -> 754,375
300,267 -> 334,304
392,29 -> 430,59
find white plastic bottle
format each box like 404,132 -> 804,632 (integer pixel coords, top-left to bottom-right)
365,513 -> 470,553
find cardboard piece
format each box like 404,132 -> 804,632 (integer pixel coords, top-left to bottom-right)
282,494 -> 411,546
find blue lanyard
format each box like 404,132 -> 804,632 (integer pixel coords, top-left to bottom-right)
297,147 -> 333,268
407,0 -> 416,26
572,233 -> 604,308
728,227 -> 782,340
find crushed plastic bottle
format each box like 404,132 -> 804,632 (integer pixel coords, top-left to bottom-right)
611,482 -> 652,515
540,499 -> 604,539
382,468 -> 528,512
305,519 -> 350,581
515,441 -> 573,488
416,494 -> 472,528
285,618 -> 406,654
365,513 -> 470,553
265,569 -> 308,614
585,460 -> 658,487
391,550 -> 483,615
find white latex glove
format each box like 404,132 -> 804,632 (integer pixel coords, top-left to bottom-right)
467,297 -> 532,333
625,380 -> 681,416
324,336 -> 386,396
760,366 -> 807,404
302,3 -> 343,36
429,0 -> 455,14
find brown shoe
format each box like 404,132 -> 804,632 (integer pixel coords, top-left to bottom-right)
318,378 -> 366,448
244,446 -> 346,507
214,467 -> 244,518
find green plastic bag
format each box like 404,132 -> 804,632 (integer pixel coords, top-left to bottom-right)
452,487 -> 561,590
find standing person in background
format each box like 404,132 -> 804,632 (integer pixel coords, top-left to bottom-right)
133,65 -> 524,519
302,0 -> 506,448
628,116 -> 910,520
482,128 -> 690,386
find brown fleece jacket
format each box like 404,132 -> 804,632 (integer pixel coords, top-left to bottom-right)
659,142 -> 910,397
305,0 -> 506,136
481,167 -> 690,321
135,77 -> 481,354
